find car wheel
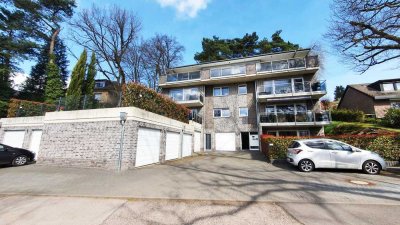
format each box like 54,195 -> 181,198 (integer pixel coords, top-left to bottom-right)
363,160 -> 381,175
298,159 -> 314,172
12,155 -> 28,166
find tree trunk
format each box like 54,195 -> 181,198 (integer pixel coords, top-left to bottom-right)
49,28 -> 61,63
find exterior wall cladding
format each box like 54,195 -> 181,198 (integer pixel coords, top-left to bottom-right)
160,50 -> 329,151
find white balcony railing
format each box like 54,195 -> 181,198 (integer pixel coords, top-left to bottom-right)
257,80 -> 326,98
259,111 -> 331,126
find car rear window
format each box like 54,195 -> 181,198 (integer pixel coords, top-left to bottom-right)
289,141 -> 300,148
304,141 -> 325,149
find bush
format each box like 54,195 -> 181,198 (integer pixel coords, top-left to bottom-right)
7,99 -> 57,118
328,124 -> 364,135
381,108 -> 400,128
122,83 -> 190,123
262,134 -> 400,161
331,109 -> 365,122
0,100 -> 8,118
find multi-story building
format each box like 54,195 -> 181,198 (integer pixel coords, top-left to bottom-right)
160,49 -> 331,152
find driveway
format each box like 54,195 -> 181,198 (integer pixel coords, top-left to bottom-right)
0,151 -> 399,225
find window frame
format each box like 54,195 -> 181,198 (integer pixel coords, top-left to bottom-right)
95,81 -> 105,88
213,87 -> 229,96
382,83 -> 395,91
213,108 -> 230,118
239,107 -> 249,117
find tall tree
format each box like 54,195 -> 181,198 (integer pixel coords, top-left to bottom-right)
326,0 -> 400,73
66,49 -> 87,97
141,34 -> 185,90
334,85 -> 346,101
70,4 -> 142,86
194,31 -> 300,63
44,55 -> 63,103
13,0 -> 76,62
84,51 -> 96,96
0,0 -> 37,100
19,37 -> 69,101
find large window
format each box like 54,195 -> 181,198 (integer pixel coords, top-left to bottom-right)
382,83 -> 395,91
167,71 -> 200,82
210,65 -> 246,78
259,78 -> 326,96
257,58 -> 306,73
170,88 -> 200,101
214,108 -> 230,118
263,103 -> 310,123
213,87 -> 229,96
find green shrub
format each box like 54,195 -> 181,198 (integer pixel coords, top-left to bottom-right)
0,100 -> 8,118
262,134 -> 400,161
7,99 -> 57,118
364,117 -> 378,124
122,83 -> 190,123
329,124 -> 364,135
381,108 -> 400,128
331,109 -> 365,122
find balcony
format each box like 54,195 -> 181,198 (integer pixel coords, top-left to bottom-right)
170,92 -> 204,107
256,56 -> 319,74
189,113 -> 202,124
257,80 -> 327,102
259,111 -> 331,127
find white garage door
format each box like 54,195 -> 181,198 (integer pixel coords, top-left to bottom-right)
29,130 -> 42,159
194,132 -> 201,153
2,130 -> 25,148
215,133 -> 236,151
135,128 -> 161,167
165,132 -> 180,160
182,134 -> 192,157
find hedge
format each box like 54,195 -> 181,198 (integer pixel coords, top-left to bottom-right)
381,108 -> 400,128
0,100 -> 8,118
331,109 -> 365,122
7,98 -> 57,118
262,134 -> 400,161
122,83 -> 190,123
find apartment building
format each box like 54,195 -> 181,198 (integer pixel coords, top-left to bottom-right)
159,49 -> 331,151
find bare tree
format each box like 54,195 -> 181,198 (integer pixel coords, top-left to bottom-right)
141,34 -> 185,90
123,43 -> 144,83
325,0 -> 400,73
70,4 -> 141,85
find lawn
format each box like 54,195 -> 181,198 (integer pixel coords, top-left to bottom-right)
325,121 -> 400,135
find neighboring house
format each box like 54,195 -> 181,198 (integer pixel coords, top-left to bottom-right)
93,79 -> 121,106
159,49 -> 331,151
338,79 -> 400,118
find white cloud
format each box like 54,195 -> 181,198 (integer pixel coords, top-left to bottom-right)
11,72 -> 28,91
156,0 -> 210,18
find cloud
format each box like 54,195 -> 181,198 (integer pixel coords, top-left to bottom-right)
155,0 -> 210,18
11,72 -> 28,91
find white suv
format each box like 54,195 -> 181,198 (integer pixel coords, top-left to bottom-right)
287,139 -> 387,174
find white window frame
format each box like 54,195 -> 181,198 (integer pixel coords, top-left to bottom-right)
95,81 -> 105,88
213,108 -> 230,118
238,84 -> 247,95
239,107 -> 249,117
213,87 -> 229,96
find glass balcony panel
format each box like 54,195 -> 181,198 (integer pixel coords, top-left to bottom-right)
272,60 -> 288,71
167,74 -> 178,82
257,62 -> 272,72
221,68 -> 231,76
294,80 -> 305,93
315,111 -> 330,122
274,79 -> 292,94
306,56 -> 319,68
289,58 -> 306,68
178,73 -> 188,81
210,69 -> 220,77
170,89 -> 183,101
311,81 -> 327,92
189,71 -> 200,79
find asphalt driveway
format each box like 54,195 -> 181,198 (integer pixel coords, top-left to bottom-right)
0,151 -> 399,225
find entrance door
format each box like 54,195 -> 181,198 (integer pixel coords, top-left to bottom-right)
241,132 -> 249,150
205,134 -> 211,151
29,130 -> 42,159
249,132 -> 259,150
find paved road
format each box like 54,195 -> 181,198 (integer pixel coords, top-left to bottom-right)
0,152 -> 399,225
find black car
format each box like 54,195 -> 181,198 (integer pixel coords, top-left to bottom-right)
0,144 -> 35,166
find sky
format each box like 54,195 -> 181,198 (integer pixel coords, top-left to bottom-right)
15,0 -> 400,99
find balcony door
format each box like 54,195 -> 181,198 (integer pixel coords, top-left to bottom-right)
265,103 -> 308,123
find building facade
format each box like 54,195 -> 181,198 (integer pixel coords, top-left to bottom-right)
338,79 -> 400,118
160,49 -> 331,151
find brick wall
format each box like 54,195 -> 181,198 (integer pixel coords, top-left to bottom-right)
374,100 -> 391,118
339,88 -> 375,114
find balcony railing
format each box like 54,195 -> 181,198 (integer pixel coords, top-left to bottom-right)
167,71 -> 201,83
189,113 -> 202,124
259,111 -> 331,125
257,80 -> 326,97
256,56 -> 319,74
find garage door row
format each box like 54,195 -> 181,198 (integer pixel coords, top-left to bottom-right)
135,128 -> 201,167
2,130 -> 42,159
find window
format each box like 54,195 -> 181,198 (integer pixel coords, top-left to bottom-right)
257,62 -> 272,72
325,141 -> 352,151
272,60 -> 288,70
239,107 -> 248,117
94,93 -> 102,101
214,108 -> 230,118
95,81 -> 105,88
395,82 -> 400,90
210,65 -> 245,78
391,102 -> 400,109
213,87 -> 229,96
0,145 -> 4,151
298,130 -> 310,137
304,141 -> 326,149
238,85 -> 247,95
289,141 -> 301,148
166,71 -> 200,82
170,89 -> 183,101
382,83 -> 395,91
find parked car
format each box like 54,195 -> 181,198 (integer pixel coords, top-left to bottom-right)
0,144 -> 35,166
287,139 -> 386,174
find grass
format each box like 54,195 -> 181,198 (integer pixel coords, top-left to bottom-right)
325,121 -> 400,135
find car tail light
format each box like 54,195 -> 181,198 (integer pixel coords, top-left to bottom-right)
292,149 -> 302,154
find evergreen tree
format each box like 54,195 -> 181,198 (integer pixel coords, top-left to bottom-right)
44,55 -> 63,103
84,52 -> 96,96
334,85 -> 345,101
19,37 -> 69,101
66,49 -> 87,97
